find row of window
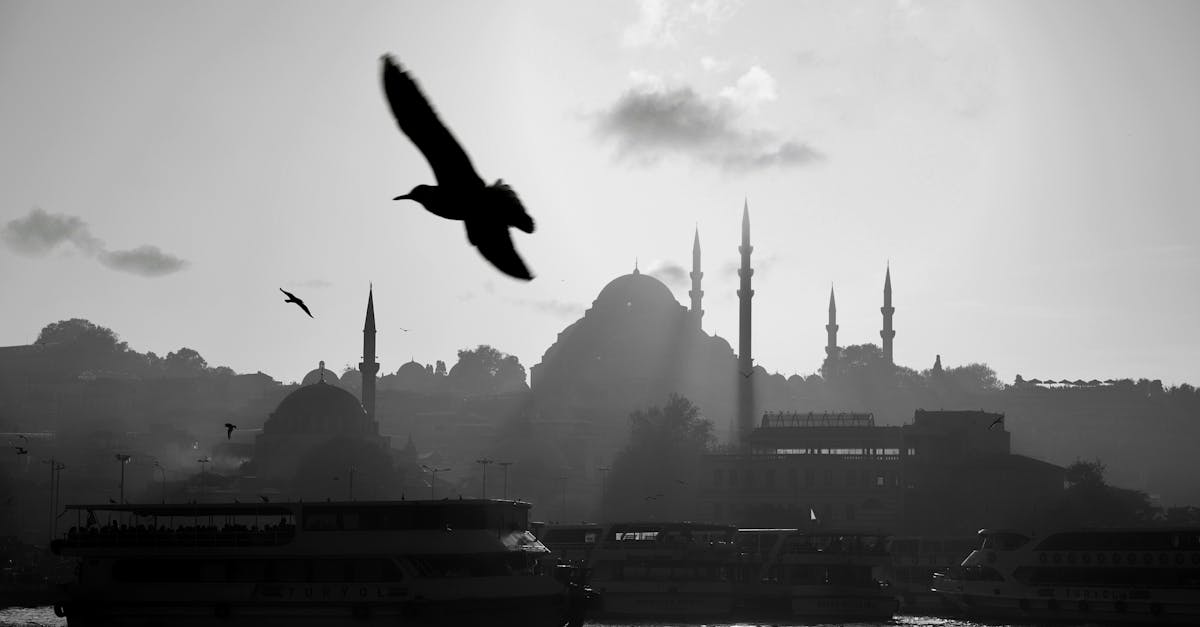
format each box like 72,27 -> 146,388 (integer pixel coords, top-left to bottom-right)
711,467 -> 898,490
711,500 -> 887,523
1012,566 -> 1200,587
301,505 -> 527,532
1037,551 -> 1200,567
110,558 -> 404,583
1035,532 -> 1200,551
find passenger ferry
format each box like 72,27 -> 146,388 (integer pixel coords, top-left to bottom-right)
735,528 -> 897,621
931,527 -> 1200,624
50,499 -> 589,627
544,521 -> 738,619
887,534 -> 977,612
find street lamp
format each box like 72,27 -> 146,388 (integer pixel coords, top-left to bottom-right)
497,461 -> 513,499
475,458 -> 494,499
422,465 -> 450,500
153,461 -> 166,504
114,454 -> 131,504
197,456 -> 211,500
559,475 -> 568,523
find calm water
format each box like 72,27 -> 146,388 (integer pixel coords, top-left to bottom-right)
0,607 -> 1064,627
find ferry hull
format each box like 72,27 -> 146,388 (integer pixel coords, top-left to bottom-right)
56,593 -> 574,627
940,592 -> 1200,625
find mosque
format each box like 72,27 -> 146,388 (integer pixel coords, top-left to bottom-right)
530,201 -> 899,447
251,288 -> 394,483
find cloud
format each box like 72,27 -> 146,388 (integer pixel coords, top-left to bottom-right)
647,259 -> 689,288
719,66 -> 778,109
594,79 -> 823,171
699,56 -> 729,73
623,0 -> 742,48
1,207 -> 188,277
98,246 -> 188,277
0,207 -> 101,256
720,252 -> 780,278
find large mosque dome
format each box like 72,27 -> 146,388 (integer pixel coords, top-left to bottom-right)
262,381 -> 372,436
593,269 -> 679,313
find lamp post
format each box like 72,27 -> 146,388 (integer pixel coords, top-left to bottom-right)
422,465 -> 450,500
42,458 -> 65,542
598,466 -> 611,500
497,461 -> 513,499
197,456 -> 210,500
153,461 -> 166,504
559,475 -> 568,523
475,458 -> 494,499
114,454 -> 131,504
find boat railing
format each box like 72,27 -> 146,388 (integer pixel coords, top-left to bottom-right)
53,524 -> 296,551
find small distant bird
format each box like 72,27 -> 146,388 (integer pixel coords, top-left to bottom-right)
739,370 -> 754,379
259,495 -> 270,503
988,415 -> 1004,430
380,55 -> 535,281
675,479 -> 687,485
279,288 -> 313,318
14,447 -> 27,455
224,423 -> 237,439
108,498 -> 117,504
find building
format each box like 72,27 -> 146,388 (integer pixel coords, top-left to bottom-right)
699,409 -> 1063,535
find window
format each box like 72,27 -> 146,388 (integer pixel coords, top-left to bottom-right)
876,474 -> 886,487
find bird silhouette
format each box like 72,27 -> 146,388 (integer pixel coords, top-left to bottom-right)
259,495 -> 270,503
14,447 -> 27,455
988,415 -> 1004,430
279,288 -> 313,318
380,55 -> 535,281
108,498 -> 117,504
224,423 -> 237,439
739,370 -> 754,378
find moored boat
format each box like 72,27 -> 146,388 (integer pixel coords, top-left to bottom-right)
51,499 -> 588,627
931,527 -> 1200,624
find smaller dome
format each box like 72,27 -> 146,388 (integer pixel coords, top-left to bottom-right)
301,360 -> 340,386
396,360 -> 426,376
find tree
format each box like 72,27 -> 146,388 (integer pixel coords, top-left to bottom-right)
162,348 -> 208,378
435,360 -> 447,377
447,345 -> 527,395
602,394 -> 713,521
36,318 -> 127,350
1042,458 -> 1155,527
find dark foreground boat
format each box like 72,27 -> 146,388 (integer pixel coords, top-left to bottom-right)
50,499 -> 590,627
932,527 -> 1200,624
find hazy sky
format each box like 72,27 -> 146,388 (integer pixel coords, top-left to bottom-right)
2,0 -> 1198,386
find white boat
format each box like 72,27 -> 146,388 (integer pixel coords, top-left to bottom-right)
545,521 -> 739,619
735,528 -> 897,621
51,499 -> 588,627
931,527 -> 1200,624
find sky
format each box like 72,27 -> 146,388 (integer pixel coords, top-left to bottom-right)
2,0 -> 1198,387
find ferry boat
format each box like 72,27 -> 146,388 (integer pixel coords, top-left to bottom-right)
887,534 -> 977,613
735,528 -> 897,621
50,499 -> 589,627
931,527 -> 1200,624
544,521 -> 738,619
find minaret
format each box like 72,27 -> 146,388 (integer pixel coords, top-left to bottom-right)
688,227 -> 704,330
737,200 -> 755,445
360,285 -> 379,422
825,285 -> 839,363
880,265 -> 895,366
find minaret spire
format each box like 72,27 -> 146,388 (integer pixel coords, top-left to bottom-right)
360,285 -> 380,422
737,199 -> 755,446
825,284 -> 838,364
688,226 -> 704,330
880,264 -> 895,366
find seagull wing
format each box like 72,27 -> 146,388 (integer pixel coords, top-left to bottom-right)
296,300 -> 313,318
381,55 -> 482,189
280,288 -> 295,300
465,220 -> 533,281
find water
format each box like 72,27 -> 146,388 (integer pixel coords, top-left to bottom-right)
0,608 -> 1055,627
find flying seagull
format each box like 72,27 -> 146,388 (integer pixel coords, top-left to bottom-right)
224,423 -> 237,439
278,288 -> 312,317
259,495 -> 270,503
380,55 -> 535,281
14,447 -> 27,455
988,415 -> 1004,430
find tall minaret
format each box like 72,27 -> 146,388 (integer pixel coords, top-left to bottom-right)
736,200 -> 755,445
825,285 -> 839,363
360,285 -> 379,421
880,265 -> 895,366
688,226 -> 704,330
